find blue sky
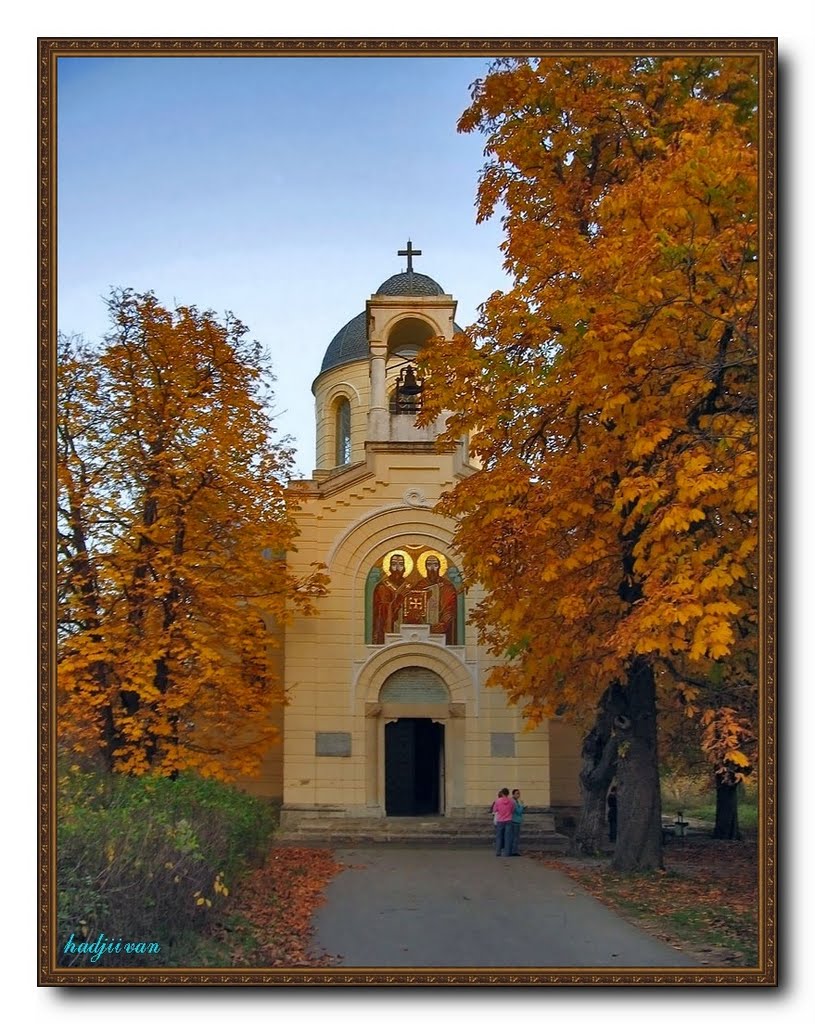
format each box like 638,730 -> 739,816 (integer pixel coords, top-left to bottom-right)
58,56 -> 511,476
10,7 -> 813,1020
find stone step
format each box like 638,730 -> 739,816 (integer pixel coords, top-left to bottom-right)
273,813 -> 568,849
281,817 -> 556,834
272,821 -> 567,835
273,831 -> 570,850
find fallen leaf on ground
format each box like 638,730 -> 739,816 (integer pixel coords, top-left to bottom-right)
210,847 -> 344,967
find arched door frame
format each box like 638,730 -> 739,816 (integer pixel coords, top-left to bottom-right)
355,642 -> 474,816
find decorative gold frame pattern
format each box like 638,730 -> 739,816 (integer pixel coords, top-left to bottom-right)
38,36 -> 777,987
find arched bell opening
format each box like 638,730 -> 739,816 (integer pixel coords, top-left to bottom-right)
386,316 -> 436,362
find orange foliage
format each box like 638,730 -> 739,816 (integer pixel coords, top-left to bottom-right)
421,57 -> 759,770
57,290 -> 328,779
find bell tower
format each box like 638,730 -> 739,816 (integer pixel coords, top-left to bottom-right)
261,244 -> 582,829
312,244 -> 460,471
365,242 -> 457,445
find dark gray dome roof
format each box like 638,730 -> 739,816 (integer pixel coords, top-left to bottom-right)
375,271 -> 446,297
316,271 -> 457,382
320,311 -> 367,374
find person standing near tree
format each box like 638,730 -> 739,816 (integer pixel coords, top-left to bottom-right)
491,787 -> 515,857
510,788 -> 525,856
607,785 -> 618,843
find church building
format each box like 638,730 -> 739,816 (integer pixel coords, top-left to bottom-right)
244,245 -> 580,825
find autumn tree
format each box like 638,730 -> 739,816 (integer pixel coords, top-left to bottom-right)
659,656 -> 758,841
661,614 -> 758,840
57,290 -> 327,779
421,56 -> 759,870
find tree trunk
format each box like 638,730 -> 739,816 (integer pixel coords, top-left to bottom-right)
713,774 -> 742,840
611,657 -> 664,872
570,684 -> 622,856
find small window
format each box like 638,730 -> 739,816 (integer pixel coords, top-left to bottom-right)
335,397 -> 351,466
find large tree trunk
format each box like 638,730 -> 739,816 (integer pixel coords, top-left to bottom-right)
713,774 -> 742,840
570,684 -> 622,856
611,657 -> 664,872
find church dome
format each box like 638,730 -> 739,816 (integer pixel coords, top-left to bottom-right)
374,271 -> 446,297
318,269 -> 454,378
320,311 -> 368,374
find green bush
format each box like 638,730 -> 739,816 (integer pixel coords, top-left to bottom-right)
57,762 -> 276,967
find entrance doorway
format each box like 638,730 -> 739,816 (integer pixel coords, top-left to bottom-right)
384,718 -> 444,816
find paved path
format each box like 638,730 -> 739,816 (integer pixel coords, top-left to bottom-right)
310,847 -> 698,969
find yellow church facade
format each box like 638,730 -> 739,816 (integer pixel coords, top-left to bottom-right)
245,253 -> 580,824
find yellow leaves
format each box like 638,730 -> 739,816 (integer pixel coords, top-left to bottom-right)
420,55 -> 760,735
655,504 -> 706,536
699,564 -> 738,594
631,423 -> 673,459
555,595 -> 588,622
539,563 -> 561,584
703,599 -> 741,617
614,473 -> 665,514
600,387 -> 633,421
671,601 -> 704,626
498,606 -> 520,627
629,322 -> 664,352
632,634 -> 674,657
57,292 -> 318,780
699,704 -> 755,780
690,618 -> 734,661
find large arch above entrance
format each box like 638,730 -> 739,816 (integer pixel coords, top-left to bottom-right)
355,641 -> 474,708
355,643 -> 474,816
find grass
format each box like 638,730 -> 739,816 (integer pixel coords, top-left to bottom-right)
664,905 -> 756,961
681,801 -> 758,828
660,778 -> 759,830
535,834 -> 759,967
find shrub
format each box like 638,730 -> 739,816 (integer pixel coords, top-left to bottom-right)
57,761 -> 276,967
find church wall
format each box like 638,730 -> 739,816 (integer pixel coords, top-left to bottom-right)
463,687 -> 553,811
265,271 -> 581,824
313,361 -> 370,471
234,623 -> 285,801
276,456 -> 574,817
546,718 -> 583,807
233,484 -> 579,813
235,706 -> 285,801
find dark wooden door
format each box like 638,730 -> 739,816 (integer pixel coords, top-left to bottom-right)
385,719 -> 443,816
385,719 -> 415,815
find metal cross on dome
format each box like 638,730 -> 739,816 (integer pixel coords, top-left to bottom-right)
398,239 -> 422,273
